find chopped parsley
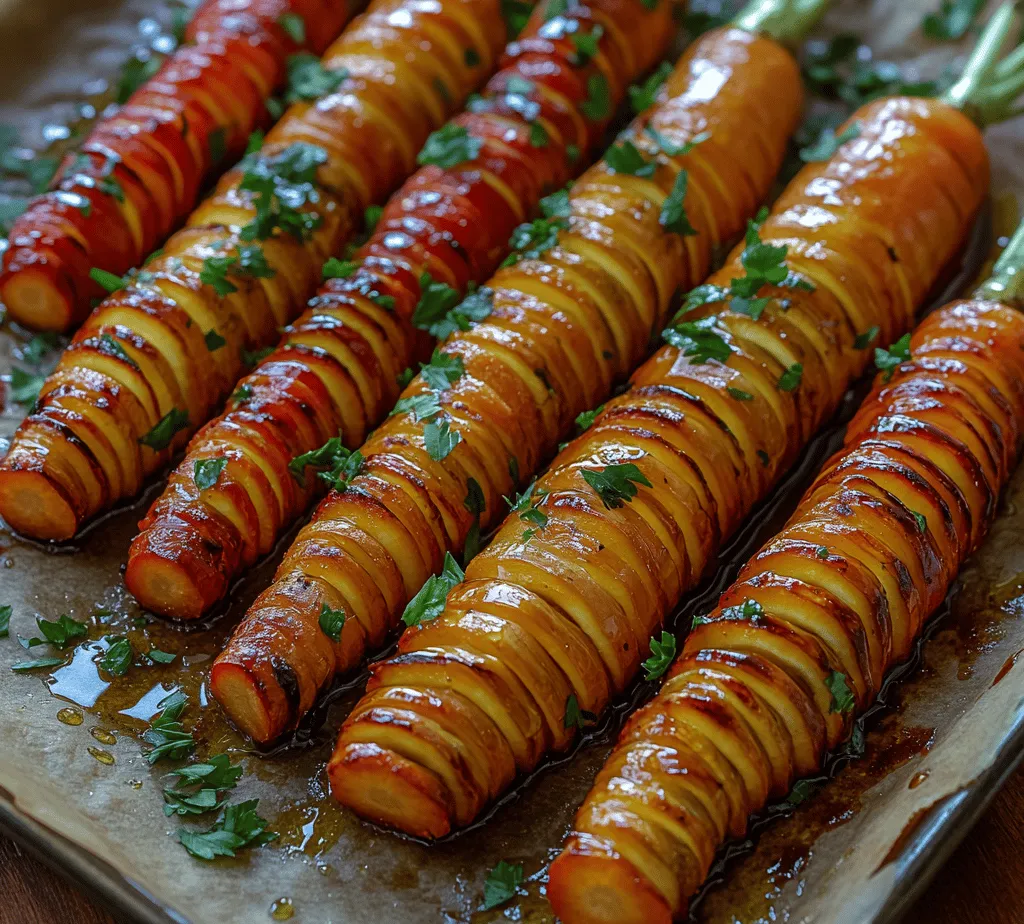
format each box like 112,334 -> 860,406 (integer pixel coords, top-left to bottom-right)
194,458 -> 227,491
418,350 -> 465,391
642,631 -> 676,681
721,598 -> 764,621
660,169 -> 696,236
23,613 -> 87,649
799,122 -> 861,163
581,462 -> 651,509
231,383 -> 253,405
501,0 -> 533,37
854,326 -> 879,349
239,142 -> 327,242
482,860 -> 524,911
164,753 -> 242,817
99,333 -> 138,369
417,124 -> 483,169
284,54 -> 348,103
825,670 -> 856,714
116,54 -> 161,105
143,691 -> 195,764
241,345 -> 275,368
875,332 -> 911,382
139,408 -> 190,451
911,510 -> 928,533
463,476 -> 486,562
288,437 -> 362,492
501,215 -> 566,267
319,603 -> 346,642
564,692 -> 596,730
629,61 -> 673,114
99,637 -> 133,677
727,386 -> 753,401
89,267 -> 128,294
505,480 -> 548,541
401,552 -> 464,627
575,404 -> 604,433
322,257 -> 358,280
778,362 -> 803,392
423,418 -> 462,461
0,605 -> 10,638
179,799 -> 277,860
579,73 -> 611,121
663,316 -> 733,364
200,244 -> 276,296
604,140 -> 656,177
277,12 -> 306,43
9,368 -> 45,407
571,24 -> 603,66
204,329 -> 226,351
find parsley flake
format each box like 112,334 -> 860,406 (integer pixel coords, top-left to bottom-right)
854,326 -> 879,349
402,552 -> 464,627
923,0 -> 984,41
605,139 -> 656,177
319,602 -> 346,642
579,73 -> 611,121
875,333 -> 911,382
482,860 -> 524,911
799,121 -> 861,163
139,408 -> 189,451
825,670 -> 855,714
642,631 -> 676,681
778,362 -> 803,392
663,316 -> 733,364
285,54 -> 348,102
179,799 -> 277,860
143,691 -> 195,764
194,458 -> 227,491
660,169 -> 697,236
423,418 -> 462,461
581,462 -> 651,509
417,124 -> 483,169
99,637 -> 133,677
564,692 -> 596,730
629,61 -> 673,114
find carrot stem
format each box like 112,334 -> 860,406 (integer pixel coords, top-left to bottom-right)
975,218 -> 1024,307
732,0 -> 831,44
943,1 -> 1024,126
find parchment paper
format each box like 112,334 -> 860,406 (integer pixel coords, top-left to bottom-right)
3,2 -> 1024,923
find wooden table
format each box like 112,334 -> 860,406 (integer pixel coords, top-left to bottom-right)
4,763 -> 1024,924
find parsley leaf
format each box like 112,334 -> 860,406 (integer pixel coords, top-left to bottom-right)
200,244 -> 276,296
854,326 -> 879,349
825,670 -> 855,714
288,437 -> 362,492
179,800 -> 277,860
319,602 -> 346,642
99,637 -> 133,677
799,121 -> 861,163
417,124 -> 483,169
0,605 -> 10,639
727,386 -> 753,401
875,332 -> 911,382
575,404 -> 604,433
139,408 -> 190,451
463,476 -> 486,562
482,860 -> 524,911
581,462 -> 651,509
642,631 -> 676,681
787,778 -> 821,806
391,392 -> 443,422
660,169 -> 696,235
505,480 -> 548,539
11,657 -> 66,672
241,345 -> 275,368
239,142 -> 327,242
777,362 -> 803,392
579,73 -> 611,121
628,61 -> 673,114
168,755 -> 242,791
564,692 -> 596,730
418,350 -> 465,391
502,216 -> 566,267
147,649 -> 176,664
605,139 -> 655,177
323,257 -> 358,280
401,552 -> 464,627
501,0 -> 533,38
663,316 -> 733,364
911,510 -> 928,533
25,613 -> 88,649
116,55 -> 161,105
194,458 -> 227,490
571,24 -> 603,66
284,54 -> 347,102
143,691 -> 195,764
277,12 -> 306,43
423,418 -> 462,461
721,598 -> 763,621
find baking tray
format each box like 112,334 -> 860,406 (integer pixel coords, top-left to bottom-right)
3,1 -> 1024,923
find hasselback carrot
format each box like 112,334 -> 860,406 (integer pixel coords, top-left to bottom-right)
0,0 -> 508,542
124,0 -> 675,623
0,0 -> 358,333
327,0 -> 1016,842
207,0 -> 813,747
546,256 -> 1024,924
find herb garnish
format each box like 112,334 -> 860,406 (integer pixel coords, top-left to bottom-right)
564,692 -> 596,730
642,631 -> 676,681
284,54 -> 348,103
581,462 -> 651,509
319,603 -> 346,642
139,408 -> 190,451
194,458 -> 227,490
482,860 -> 525,910
401,552 -> 464,627
179,800 -> 277,860
143,691 -> 195,764
417,124 -> 483,169
825,670 -> 855,714
99,637 -> 133,677
875,332 -> 911,382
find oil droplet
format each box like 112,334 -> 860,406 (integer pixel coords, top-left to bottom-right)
90,727 -> 117,745
88,747 -> 115,766
119,683 -> 178,722
56,707 -> 83,726
909,770 -> 930,789
270,898 -> 294,920
48,643 -> 110,708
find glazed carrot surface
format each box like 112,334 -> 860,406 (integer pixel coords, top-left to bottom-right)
548,297 -> 1024,923
327,94 -> 987,841
204,22 -> 804,747
0,0 -> 508,541
125,0 -> 675,623
0,0 -> 358,333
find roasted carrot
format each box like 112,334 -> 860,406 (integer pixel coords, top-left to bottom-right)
0,0 -> 359,333
547,248 -> 1024,924
208,0 -> 811,747
327,0 -> 1014,843
125,0 -> 675,623
0,0 -> 509,541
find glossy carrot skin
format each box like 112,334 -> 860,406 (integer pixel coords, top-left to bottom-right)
0,0 -> 507,542
327,96 -> 987,844
125,0 -> 673,623
547,299 -> 1024,924
0,0 -> 358,333
207,25 -> 803,748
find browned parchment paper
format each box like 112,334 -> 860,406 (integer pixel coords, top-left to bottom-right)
3,2 -> 1024,922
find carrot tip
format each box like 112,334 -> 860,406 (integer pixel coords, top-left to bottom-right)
124,552 -> 208,620
209,661 -> 276,745
328,741 -> 453,839
0,469 -> 78,541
